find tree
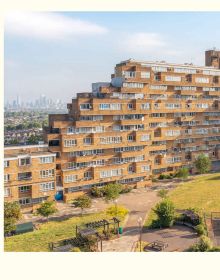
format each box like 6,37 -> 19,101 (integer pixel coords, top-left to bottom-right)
4,202 -> 22,237
36,201 -> 57,221
153,199 -> 175,228
104,183 -> 122,203
176,167 -> 189,180
157,189 -> 169,199
194,154 -> 211,174
73,195 -> 92,215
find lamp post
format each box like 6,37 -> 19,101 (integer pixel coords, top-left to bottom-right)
137,217 -> 143,252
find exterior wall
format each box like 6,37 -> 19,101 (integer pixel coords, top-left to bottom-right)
43,51 -> 220,201
4,145 -> 56,212
5,50 -> 220,205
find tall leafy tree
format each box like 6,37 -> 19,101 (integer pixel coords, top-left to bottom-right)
104,183 -> 122,203
73,195 -> 92,215
154,199 -> 175,228
4,202 -> 22,237
194,154 -> 211,174
36,201 -> 57,221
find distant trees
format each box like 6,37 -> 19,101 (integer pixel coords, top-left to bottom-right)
4,202 -> 22,236
194,154 -> 211,174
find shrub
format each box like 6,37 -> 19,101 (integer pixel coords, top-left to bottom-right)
188,235 -> 213,252
91,187 -> 105,197
120,186 -> 132,194
194,153 -> 211,174
71,247 -> 81,252
176,167 -> 189,180
158,174 -> 166,180
157,189 -> 169,199
153,199 -> 175,228
195,224 -> 207,236
105,205 -> 128,219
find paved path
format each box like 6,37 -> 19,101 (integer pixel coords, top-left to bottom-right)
102,189 -> 159,252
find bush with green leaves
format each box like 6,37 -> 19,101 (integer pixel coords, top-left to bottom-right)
120,186 -> 132,194
188,235 -> 213,252
36,201 -> 57,221
195,224 -> 207,236
73,194 -> 92,215
105,205 -> 128,219
194,153 -> 211,174
71,247 -> 81,252
91,187 -> 105,197
153,199 -> 175,228
157,189 -> 169,199
104,183 -> 123,203
176,167 -> 189,180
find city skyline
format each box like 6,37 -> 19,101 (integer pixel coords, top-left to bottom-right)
5,12 -> 220,102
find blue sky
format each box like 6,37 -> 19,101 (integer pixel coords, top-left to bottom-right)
4,12 -> 220,103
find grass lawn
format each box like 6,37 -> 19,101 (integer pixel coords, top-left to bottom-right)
144,173 -> 220,227
5,208 -> 127,252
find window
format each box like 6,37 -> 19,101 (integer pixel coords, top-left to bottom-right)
152,66 -> 167,72
84,138 -> 92,145
150,85 -> 167,90
4,161 -> 9,167
99,103 -> 121,110
141,103 -> 150,110
67,127 -> 75,134
100,169 -> 122,178
84,171 -> 92,180
128,165 -> 135,173
64,174 -> 77,183
195,77 -> 209,83
174,68 -> 196,74
127,103 -> 133,110
80,103 -> 92,110
19,185 -> 31,193
165,76 -> 181,82
166,103 -> 181,109
122,71 -> 136,78
141,72 -> 150,78
64,139 -> 77,147
19,157 -> 31,166
40,156 -> 54,164
80,115 -> 103,121
40,182 -> 55,192
4,174 -> 10,182
18,172 -> 32,181
141,165 -> 150,172
40,169 -> 54,178
127,135 -> 134,142
165,130 -> 180,137
19,198 -> 31,205
196,103 -> 209,109
123,82 -> 144,88
141,134 -> 150,141
4,188 -> 10,197
100,136 -> 122,144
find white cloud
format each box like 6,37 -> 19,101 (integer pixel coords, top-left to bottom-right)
5,12 -> 108,40
122,32 -> 167,53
